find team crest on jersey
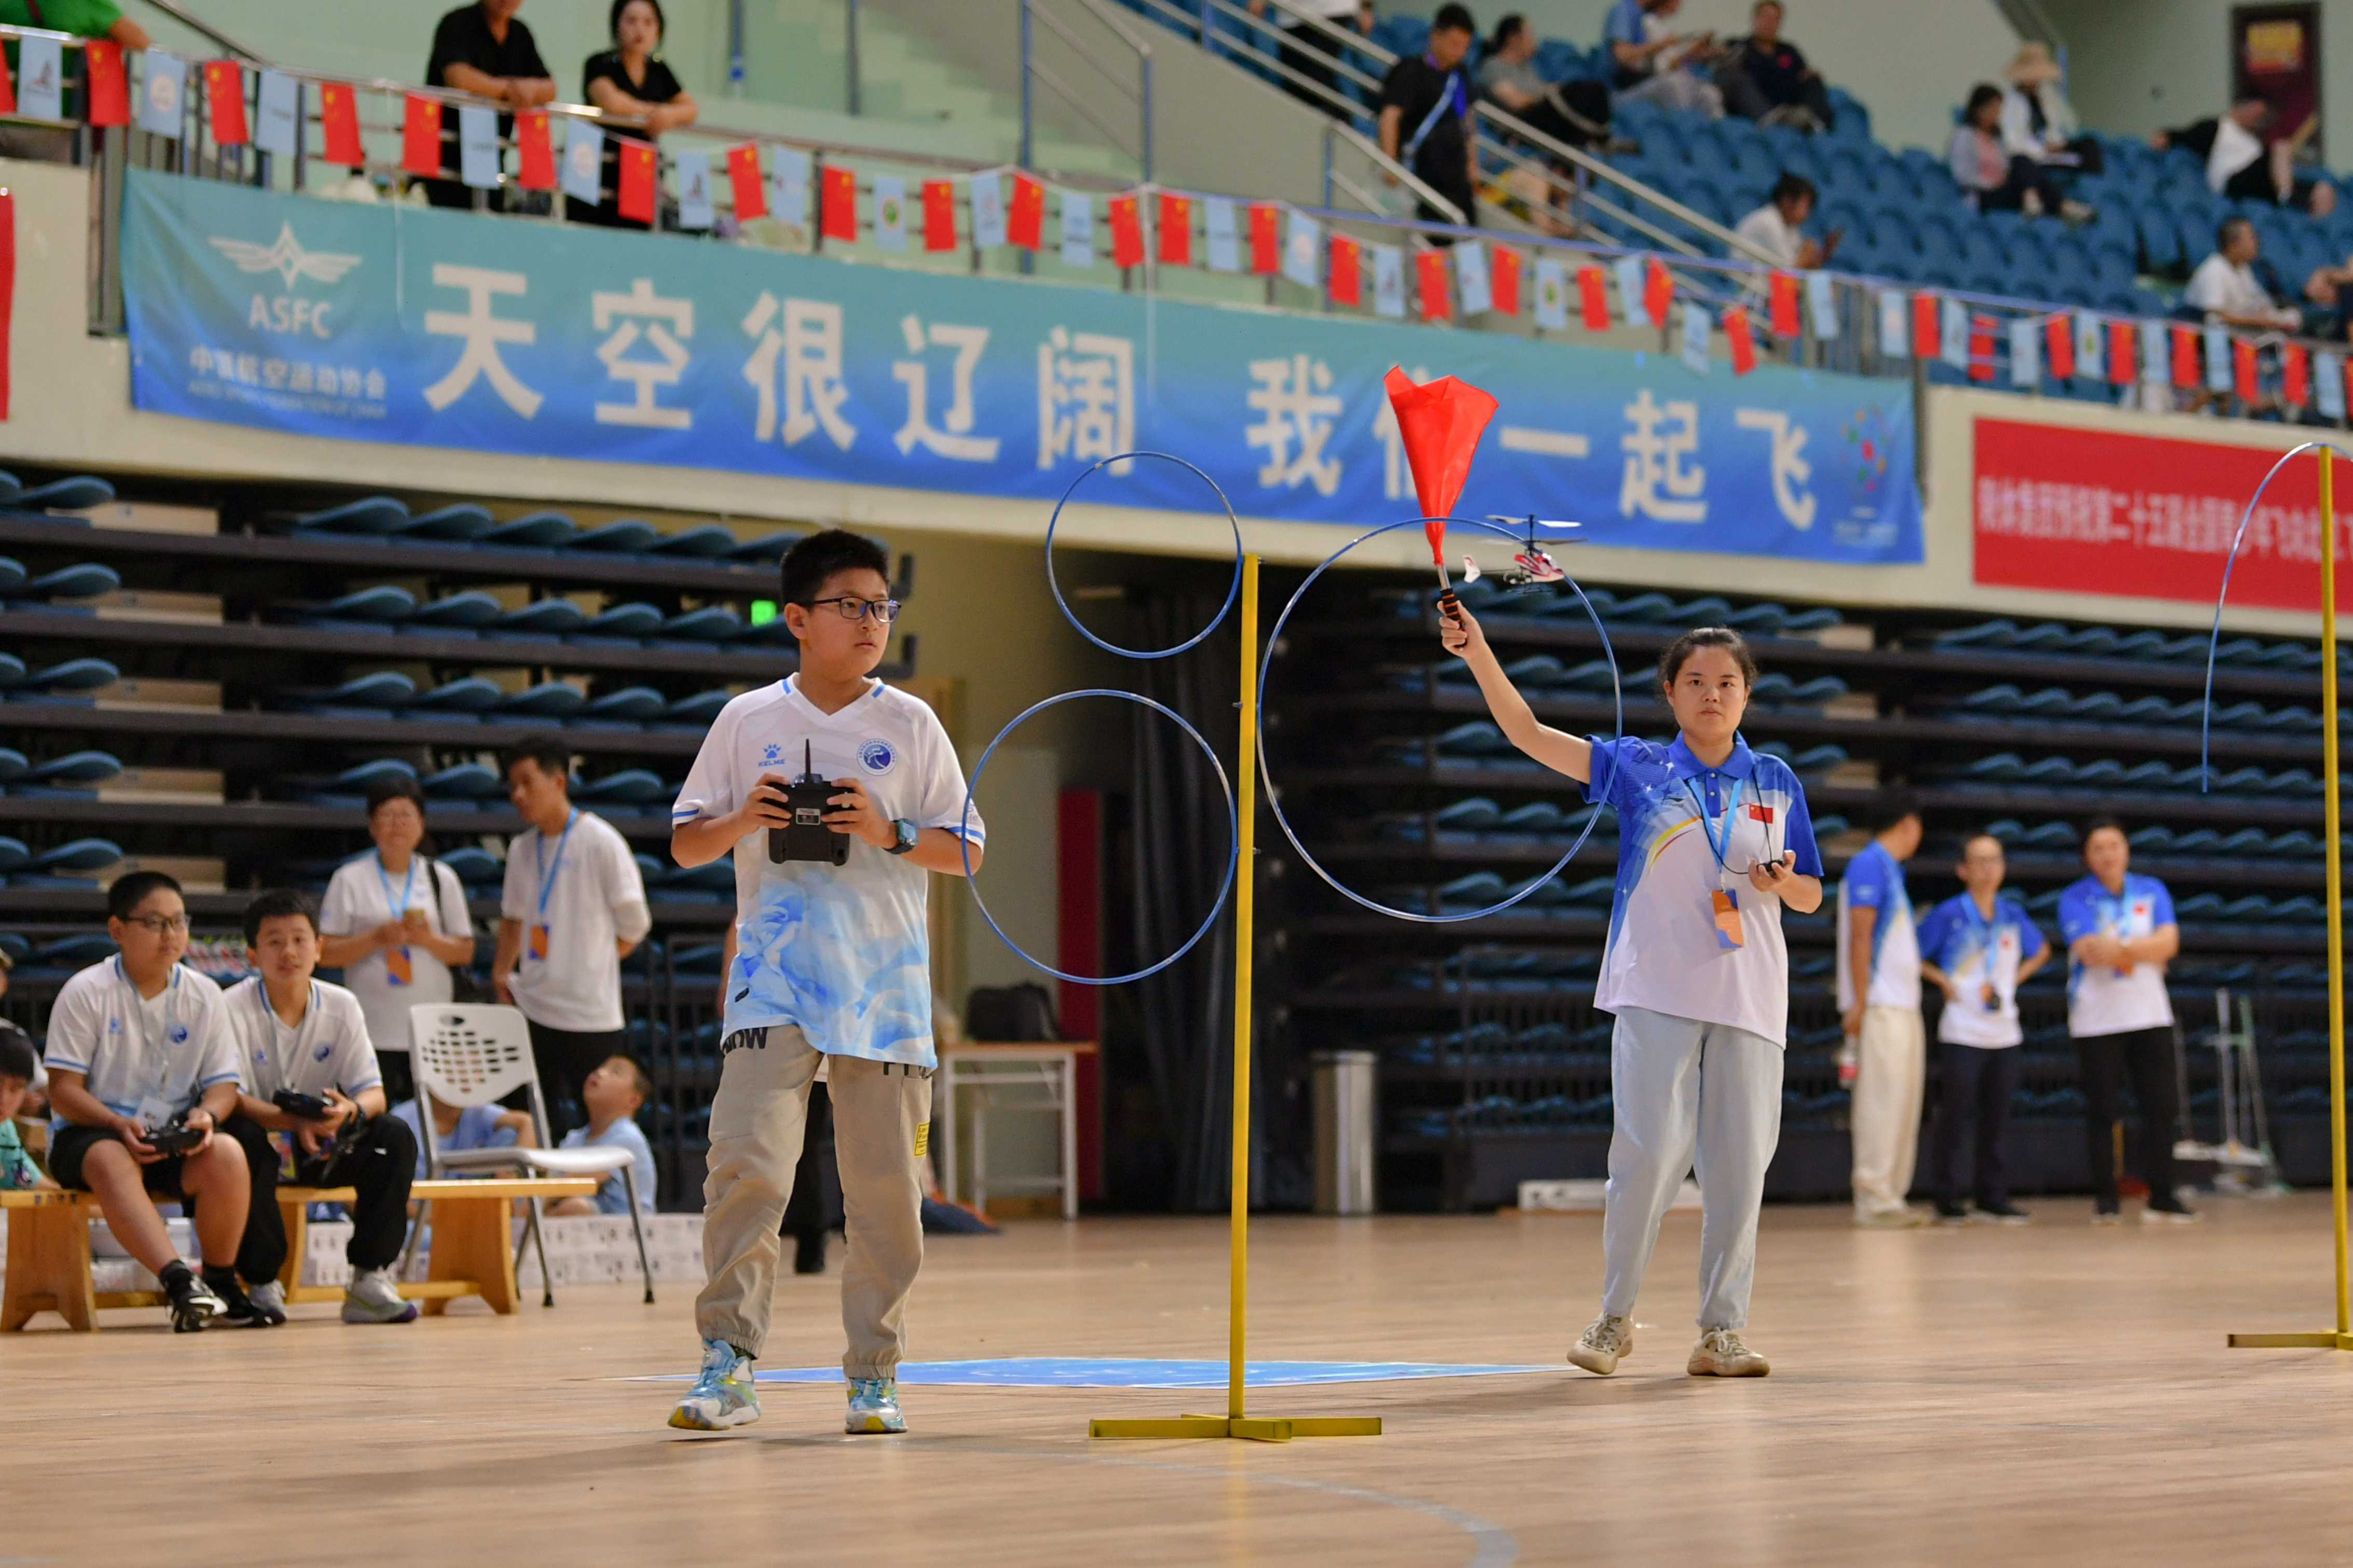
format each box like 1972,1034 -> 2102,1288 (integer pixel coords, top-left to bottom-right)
168,1023 -> 190,1044
860,741 -> 895,774
314,1043 -> 334,1062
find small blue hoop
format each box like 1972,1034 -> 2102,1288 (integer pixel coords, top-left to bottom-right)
1044,451 -> 1245,659
959,688 -> 1240,985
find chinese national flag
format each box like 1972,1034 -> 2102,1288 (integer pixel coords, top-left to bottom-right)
1107,193 -> 1144,268
820,163 -> 859,240
1767,271 -> 1801,338
2104,319 -> 2134,385
1247,203 -> 1279,274
1725,306 -> 1757,376
1490,246 -> 1521,316
205,61 -> 247,144
2283,342 -> 2310,406
2044,313 -> 2073,380
516,113 -> 556,190
1577,265 -> 1609,330
725,144 -> 764,218
1416,248 -> 1451,321
1007,174 -> 1044,249
1157,192 -> 1191,266
320,82 -> 364,166
0,48 -> 13,114
1643,256 -> 1673,327
1328,234 -> 1362,307
2169,325 -> 2198,389
1910,291 -> 1939,358
2233,337 -> 2259,401
1967,313 -> 1993,381
921,178 -> 956,251
400,94 -> 442,178
82,40 -> 128,126
617,140 -> 657,223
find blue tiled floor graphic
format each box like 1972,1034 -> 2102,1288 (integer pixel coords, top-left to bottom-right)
741,1358 -> 1551,1388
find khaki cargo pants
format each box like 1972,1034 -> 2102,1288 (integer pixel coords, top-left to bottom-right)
697,1025 -> 930,1377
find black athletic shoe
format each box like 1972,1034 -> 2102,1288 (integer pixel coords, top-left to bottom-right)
207,1270 -> 285,1328
162,1265 -> 224,1333
1934,1201 -> 1971,1225
1976,1201 -> 2032,1226
793,1231 -> 827,1275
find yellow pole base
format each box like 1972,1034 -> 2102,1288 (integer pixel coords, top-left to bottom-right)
1088,1414 -> 1384,1441
2226,1331 -> 2353,1350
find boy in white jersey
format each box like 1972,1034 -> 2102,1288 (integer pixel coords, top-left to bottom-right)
42,871 -> 254,1331
1838,788 -> 1928,1228
668,530 -> 985,1435
219,888 -> 421,1323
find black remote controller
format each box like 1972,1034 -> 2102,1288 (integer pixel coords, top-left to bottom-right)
274,1089 -> 334,1121
144,1117 -> 205,1156
767,740 -> 852,867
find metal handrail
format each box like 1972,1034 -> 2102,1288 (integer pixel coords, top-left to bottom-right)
1474,101 -> 1779,266
1028,58 -> 1144,165
133,0 -> 271,64
1027,0 -> 1156,180
1325,117 -> 1463,227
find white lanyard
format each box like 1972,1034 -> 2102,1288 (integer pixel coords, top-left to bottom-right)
112,956 -> 185,1107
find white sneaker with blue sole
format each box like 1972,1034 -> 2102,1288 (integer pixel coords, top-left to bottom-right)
670,1339 -> 761,1431
846,1377 -> 907,1434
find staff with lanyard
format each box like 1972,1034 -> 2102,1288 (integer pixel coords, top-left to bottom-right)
493,739 -> 652,1136
1375,3 -> 1481,238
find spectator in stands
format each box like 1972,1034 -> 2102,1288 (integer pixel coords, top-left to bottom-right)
494,738 -> 651,1138
1950,84 -> 2079,219
1916,834 -> 2048,1225
547,1054 -> 657,1216
572,0 -> 700,230
2060,821 -> 2196,1224
2154,95 -> 2336,218
393,1089 -> 532,1178
2184,216 -> 2303,331
1247,0 -> 1360,117
1838,788 -> 1927,1229
319,776 -> 477,1072
0,0 -> 147,161
423,0 -> 558,212
42,871 -> 256,1331
1735,171 -> 1837,271
0,1029 -> 54,1190
220,889 -> 421,1325
1714,1 -> 1831,132
1480,14 -> 1614,151
1604,0 -> 1723,119
1376,3 -> 1481,239
1998,42 -> 2102,181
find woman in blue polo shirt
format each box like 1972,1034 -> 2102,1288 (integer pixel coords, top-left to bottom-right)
2058,818 -> 2196,1223
1442,613 -> 1823,1379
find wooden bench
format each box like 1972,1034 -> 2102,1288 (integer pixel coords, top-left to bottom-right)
1,1176 -> 597,1331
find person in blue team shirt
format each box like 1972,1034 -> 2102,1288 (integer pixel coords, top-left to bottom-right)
1444,615 -> 1823,1379
1916,833 -> 2049,1224
548,1054 -> 657,1216
2059,819 -> 2197,1224
1838,788 -> 1927,1229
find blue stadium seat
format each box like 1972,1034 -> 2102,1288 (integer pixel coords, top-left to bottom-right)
2138,208 -> 2184,272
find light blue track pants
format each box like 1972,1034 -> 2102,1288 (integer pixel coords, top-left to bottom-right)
1600,1006 -> 1785,1331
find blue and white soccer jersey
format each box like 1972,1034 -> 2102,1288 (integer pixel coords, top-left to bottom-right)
1584,734 -> 1824,1047
2057,873 -> 2177,1037
1836,840 -> 1921,1014
671,675 -> 984,1069
1916,894 -> 2046,1048
42,958 -> 238,1132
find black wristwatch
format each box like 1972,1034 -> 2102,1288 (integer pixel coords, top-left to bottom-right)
885,817 -> 918,855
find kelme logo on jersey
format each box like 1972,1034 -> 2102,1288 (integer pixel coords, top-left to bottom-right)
860,741 -> 895,774
761,742 -> 786,767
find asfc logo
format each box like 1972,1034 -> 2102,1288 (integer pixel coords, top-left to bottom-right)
208,222 -> 363,340
860,741 -> 895,774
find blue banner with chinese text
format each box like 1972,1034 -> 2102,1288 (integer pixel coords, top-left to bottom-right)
122,171 -> 1920,564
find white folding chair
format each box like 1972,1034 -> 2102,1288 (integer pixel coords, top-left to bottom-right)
405,1003 -> 655,1306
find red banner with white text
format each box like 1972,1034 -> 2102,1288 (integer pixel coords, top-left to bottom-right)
1972,417 -> 2351,613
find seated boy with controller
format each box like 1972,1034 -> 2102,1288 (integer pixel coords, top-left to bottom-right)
668,529 -> 985,1435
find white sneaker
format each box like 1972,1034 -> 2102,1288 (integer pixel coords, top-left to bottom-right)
1568,1314 -> 1633,1375
2091,1210 -> 2121,1226
670,1339 -> 761,1431
1688,1327 -> 1770,1377
342,1266 -> 420,1323
1853,1205 -> 1928,1229
2141,1204 -> 2203,1225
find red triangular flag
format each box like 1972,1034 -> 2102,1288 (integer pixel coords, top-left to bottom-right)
2285,342 -> 2310,406
618,140 -> 657,223
1967,313 -> 1994,382
1383,367 -> 1498,551
1577,265 -> 1610,330
1725,306 -> 1757,376
726,144 -> 765,219
921,178 -> 956,251
1643,257 -> 1673,327
1328,233 -> 1362,307
400,94 -> 442,178
2104,320 -> 2134,385
2170,325 -> 2197,390
83,40 -> 127,126
1910,292 -> 1939,358
1415,248 -> 1451,321
1247,204 -> 1280,274
1007,174 -> 1044,249
2233,337 -> 2258,401
1107,193 -> 1144,269
820,164 -> 859,241
205,60 -> 247,145
1157,192 -> 1191,266
320,81 -> 364,166
1767,271 -> 1800,339
1490,246 -> 1520,316
516,113 -> 555,190
2044,313 -> 2074,380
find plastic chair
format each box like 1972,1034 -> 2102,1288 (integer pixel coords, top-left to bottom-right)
406,1004 -> 655,1306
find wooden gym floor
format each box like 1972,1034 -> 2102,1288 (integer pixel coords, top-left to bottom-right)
11,1195 -> 2353,1567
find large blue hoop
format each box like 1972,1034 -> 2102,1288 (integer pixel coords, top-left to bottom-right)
1044,451 -> 1244,659
1257,516 -> 1625,925
959,688 -> 1240,985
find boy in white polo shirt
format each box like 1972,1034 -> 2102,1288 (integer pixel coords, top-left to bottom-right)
667,530 -> 985,1435
1838,788 -> 1928,1229
492,738 -> 651,1135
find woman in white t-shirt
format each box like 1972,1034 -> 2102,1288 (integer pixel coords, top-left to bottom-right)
319,777 -> 477,1059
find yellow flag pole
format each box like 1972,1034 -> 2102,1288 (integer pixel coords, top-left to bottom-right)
1230,552 -> 1259,1421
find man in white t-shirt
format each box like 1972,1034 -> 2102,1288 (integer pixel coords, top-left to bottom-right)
1733,171 -> 1834,273
2183,216 -> 2302,331
667,530 -> 984,1438
492,738 -> 650,1136
1837,788 -> 1926,1228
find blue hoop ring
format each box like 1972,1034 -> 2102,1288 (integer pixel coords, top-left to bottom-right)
1257,516 -> 1625,924
959,688 -> 1240,984
1045,451 -> 1244,659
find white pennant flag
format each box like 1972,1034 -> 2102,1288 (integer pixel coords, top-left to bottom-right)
138,51 -> 187,138
1205,197 -> 1240,273
1878,289 -> 1909,358
676,149 -> 715,230
1939,297 -> 1969,369
254,69 -> 299,157
458,105 -> 500,190
768,145 -> 811,225
2075,312 -> 2105,380
2319,351 -> 2346,418
1454,241 -> 1492,317
967,171 -> 1004,247
1533,258 -> 1568,330
2204,324 -> 2232,393
1283,210 -> 1320,287
2139,319 -> 2168,386
17,34 -> 61,120
1806,270 -> 1839,340
1371,244 -> 1406,318
2008,317 -> 2040,388
1059,190 -> 1094,268
1681,300 -> 1712,377
1613,255 -> 1646,328
561,122 -> 604,204
872,172 -> 907,249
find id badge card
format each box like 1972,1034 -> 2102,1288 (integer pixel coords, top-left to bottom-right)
134,1093 -> 174,1132
529,923 -> 551,961
1710,888 -> 1745,949
386,945 -> 414,986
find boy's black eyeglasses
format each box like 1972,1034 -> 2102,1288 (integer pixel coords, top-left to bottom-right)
799,596 -> 902,623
